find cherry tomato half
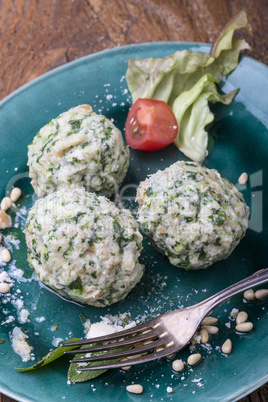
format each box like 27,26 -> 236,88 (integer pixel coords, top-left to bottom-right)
125,98 -> 179,151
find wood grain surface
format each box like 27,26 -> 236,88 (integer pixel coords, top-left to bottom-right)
0,0 -> 267,401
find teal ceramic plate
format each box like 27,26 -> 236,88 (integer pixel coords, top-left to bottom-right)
0,42 -> 267,402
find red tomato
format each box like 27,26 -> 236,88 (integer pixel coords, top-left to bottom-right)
125,98 -> 178,151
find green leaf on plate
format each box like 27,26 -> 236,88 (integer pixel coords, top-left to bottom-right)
68,345 -> 127,383
15,338 -> 81,371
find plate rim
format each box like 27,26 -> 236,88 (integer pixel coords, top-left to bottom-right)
1,40 -> 267,109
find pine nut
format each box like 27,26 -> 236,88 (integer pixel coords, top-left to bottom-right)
236,311 -> 248,325
0,234 -> 2,243
166,352 -> 175,360
0,282 -> 11,293
127,354 -> 142,359
10,187 -> 22,203
172,359 -> 184,372
221,339 -> 232,354
122,366 -> 131,371
120,358 -> 131,371
187,353 -> 202,366
255,289 -> 268,300
126,384 -> 143,394
201,325 -> 219,335
143,340 -> 153,345
199,328 -> 209,343
156,346 -> 165,352
0,210 -> 12,229
243,289 -> 255,301
121,362 -> 132,370
1,197 -> 12,211
1,248 -> 11,263
73,104 -> 93,114
235,322 -> 253,332
238,172 -> 248,185
201,316 -> 218,326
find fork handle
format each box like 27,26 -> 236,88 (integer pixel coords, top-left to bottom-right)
200,268 -> 268,313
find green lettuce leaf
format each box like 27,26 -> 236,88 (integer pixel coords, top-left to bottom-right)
173,73 -> 239,161
126,11 -> 250,162
15,338 -> 81,372
210,10 -> 251,60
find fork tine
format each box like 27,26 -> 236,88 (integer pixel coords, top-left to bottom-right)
65,326 -> 163,355
77,345 -> 176,371
70,337 -> 166,363
62,319 -> 158,347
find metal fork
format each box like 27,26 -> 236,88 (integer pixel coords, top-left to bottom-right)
63,268 -> 268,370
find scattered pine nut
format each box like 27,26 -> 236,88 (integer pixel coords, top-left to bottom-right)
156,346 -> 165,352
127,353 -> 142,359
221,339 -> 232,354
73,104 -> 93,114
243,289 -> 255,301
236,311 -> 248,325
121,365 -> 132,371
0,282 -> 11,293
120,357 -> 132,371
201,325 -> 219,335
141,329 -> 151,335
172,359 -> 184,372
187,353 -> 202,366
143,340 -> 153,345
235,322 -> 253,333
10,187 -> 22,203
238,172 -> 248,185
1,197 -> 12,211
0,210 -> 12,229
199,328 -> 209,343
201,316 -> 218,326
255,289 -> 268,300
1,248 -> 11,263
166,352 -> 175,360
126,384 -> 143,394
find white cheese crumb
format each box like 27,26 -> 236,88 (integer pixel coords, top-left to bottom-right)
85,313 -> 136,339
52,337 -> 64,347
35,316 -> 46,323
10,326 -> 33,362
230,308 -> 239,319
2,315 -> 15,324
0,271 -> 12,283
18,308 -> 30,324
167,386 -> 173,393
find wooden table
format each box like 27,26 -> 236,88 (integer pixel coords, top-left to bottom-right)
0,1 -> 267,401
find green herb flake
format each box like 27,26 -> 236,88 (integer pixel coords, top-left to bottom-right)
79,313 -> 88,325
68,276 -> 83,291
